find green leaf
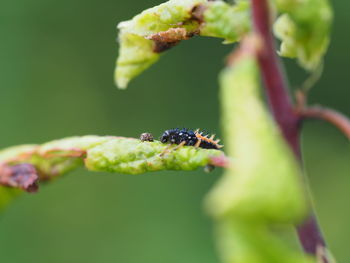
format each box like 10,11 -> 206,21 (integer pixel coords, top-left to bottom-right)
0,135 -> 224,210
204,45 -> 313,262
115,0 -> 205,89
115,29 -> 160,89
85,138 -> 222,174
216,219 -> 315,263
207,57 -> 308,224
200,0 -> 250,43
117,0 -> 206,37
0,136 -> 223,177
273,0 -> 333,71
115,0 -> 250,88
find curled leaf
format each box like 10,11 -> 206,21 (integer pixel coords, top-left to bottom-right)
115,0 -> 250,88
205,38 -> 312,262
206,49 -> 307,224
199,0 -> 250,43
273,0 -> 333,71
116,33 -> 160,89
115,0 -> 205,89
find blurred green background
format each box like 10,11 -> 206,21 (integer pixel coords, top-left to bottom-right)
0,0 -> 348,262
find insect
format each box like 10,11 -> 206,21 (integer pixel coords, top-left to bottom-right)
140,132 -> 154,142
160,128 -> 223,150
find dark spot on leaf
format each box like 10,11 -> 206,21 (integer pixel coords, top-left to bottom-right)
153,40 -> 180,53
148,28 -> 198,53
191,4 -> 208,23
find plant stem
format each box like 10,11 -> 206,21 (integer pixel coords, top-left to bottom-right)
251,0 -> 300,155
251,0 -> 329,261
301,106 -> 350,139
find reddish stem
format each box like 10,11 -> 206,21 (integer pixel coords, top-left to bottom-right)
301,106 -> 350,139
251,0 -> 328,261
251,0 -> 300,155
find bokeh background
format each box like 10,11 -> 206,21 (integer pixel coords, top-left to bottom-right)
0,0 -> 348,262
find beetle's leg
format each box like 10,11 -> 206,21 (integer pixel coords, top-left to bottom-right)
172,141 -> 186,150
159,144 -> 172,157
194,139 -> 201,148
159,141 -> 186,156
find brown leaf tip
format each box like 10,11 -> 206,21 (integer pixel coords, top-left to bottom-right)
0,163 -> 39,193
